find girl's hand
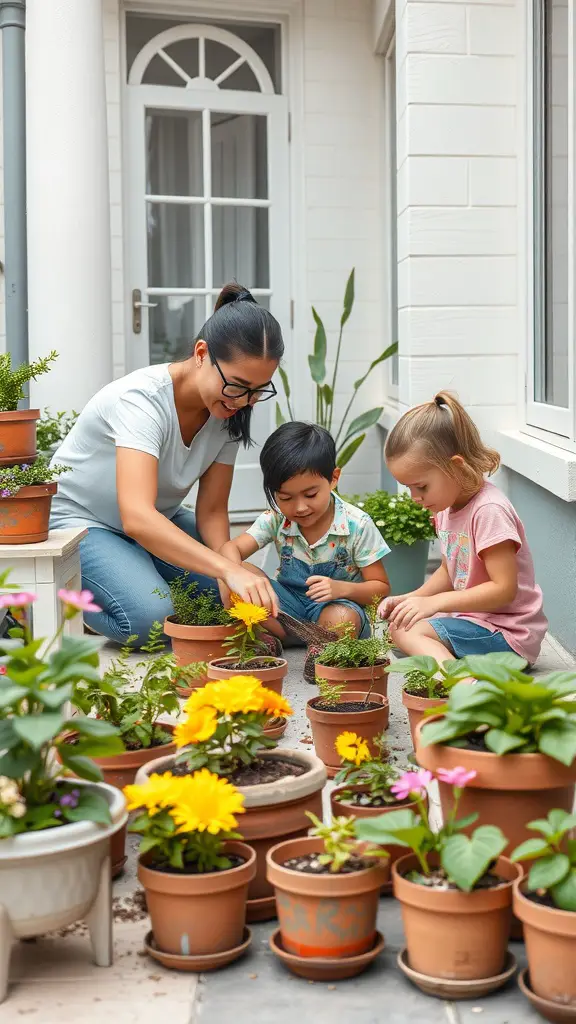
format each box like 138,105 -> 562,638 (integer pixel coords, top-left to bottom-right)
306,576 -> 345,603
222,565 -> 279,616
378,594 -> 404,619
389,595 -> 439,631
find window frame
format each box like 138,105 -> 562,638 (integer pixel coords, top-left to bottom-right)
383,34 -> 398,400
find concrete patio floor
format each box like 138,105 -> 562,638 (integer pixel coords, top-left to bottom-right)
5,636 -> 574,1023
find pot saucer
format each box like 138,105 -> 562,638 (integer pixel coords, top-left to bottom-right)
143,927 -> 252,972
263,717 -> 288,740
518,968 -> 576,1022
269,928 -> 385,980
246,894 -> 277,923
397,948 -> 517,1000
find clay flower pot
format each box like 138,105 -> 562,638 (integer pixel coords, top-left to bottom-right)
514,877 -> 576,1008
0,482 -> 57,544
0,408 -> 40,466
164,617 -> 231,684
314,660 -> 389,699
267,835 -> 388,959
415,715 -> 576,856
207,656 -> 288,696
262,716 -> 288,741
393,853 -> 521,981
402,689 -> 447,748
134,748 -> 327,923
138,840 -> 256,959
306,691 -> 389,777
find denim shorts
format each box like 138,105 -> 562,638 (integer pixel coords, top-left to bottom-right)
429,617 -> 515,658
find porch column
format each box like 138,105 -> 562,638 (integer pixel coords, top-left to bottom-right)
26,0 -> 113,411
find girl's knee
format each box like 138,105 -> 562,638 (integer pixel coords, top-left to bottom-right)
389,621 -> 409,651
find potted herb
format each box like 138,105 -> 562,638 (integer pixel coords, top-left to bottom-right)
314,605 -> 391,698
356,767 -> 520,993
159,574 -> 232,681
266,813 -> 387,980
0,589 -> 127,1002
208,598 -> 288,694
36,408 -> 78,457
133,675 -> 326,923
0,350 -> 57,468
415,652 -> 576,859
306,678 -> 389,777
125,769 -> 256,971
396,656 -> 451,747
512,809 -> 576,1017
0,455 -> 68,544
349,490 -> 435,593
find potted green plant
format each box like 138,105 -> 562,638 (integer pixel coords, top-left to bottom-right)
208,598 -> 288,694
132,675 -> 326,924
36,408 -> 78,457
306,679 -> 389,777
314,605 -> 391,697
125,769 -> 256,971
266,812 -> 387,980
395,656 -> 451,747
158,574 -> 232,682
349,490 -> 436,593
415,652 -> 576,858
356,767 -> 520,994
512,809 -> 576,1018
0,455 -> 68,544
0,350 -> 57,467
0,588 -> 127,1002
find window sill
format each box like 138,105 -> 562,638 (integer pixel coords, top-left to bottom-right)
493,429 -> 576,503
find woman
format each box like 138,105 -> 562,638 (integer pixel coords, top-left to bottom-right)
50,284 -> 282,644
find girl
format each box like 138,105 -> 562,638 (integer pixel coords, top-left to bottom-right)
378,393 -> 547,666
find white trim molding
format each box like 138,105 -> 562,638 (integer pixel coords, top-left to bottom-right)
494,428 -> 576,503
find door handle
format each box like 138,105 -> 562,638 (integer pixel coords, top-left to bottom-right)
132,288 -> 158,334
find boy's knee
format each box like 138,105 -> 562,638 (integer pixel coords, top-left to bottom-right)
318,604 -> 361,634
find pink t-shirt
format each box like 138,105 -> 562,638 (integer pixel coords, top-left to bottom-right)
434,481 -> 547,664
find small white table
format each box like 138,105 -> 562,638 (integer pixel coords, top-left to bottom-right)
0,528 -> 87,642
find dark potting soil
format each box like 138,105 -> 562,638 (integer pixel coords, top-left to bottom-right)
146,854 -> 245,875
404,683 -> 448,700
335,791 -> 396,808
523,890 -> 567,910
312,699 -> 382,714
66,730 -> 172,754
446,730 -> 530,754
282,853 -> 371,875
211,658 -> 283,671
407,869 -> 508,891
171,756 -> 308,787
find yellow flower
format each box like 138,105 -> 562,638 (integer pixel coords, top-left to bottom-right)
174,706 -> 218,748
258,686 -> 293,719
184,676 -> 266,716
228,599 -> 269,629
171,769 -> 245,835
335,731 -> 371,767
123,772 -> 180,815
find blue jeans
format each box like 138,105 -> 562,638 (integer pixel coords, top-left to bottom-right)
79,509 -> 219,646
429,617 -> 515,658
270,544 -> 370,638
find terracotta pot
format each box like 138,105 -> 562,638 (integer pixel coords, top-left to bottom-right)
306,691 -> 389,776
314,661 -> 389,699
164,617 -> 231,685
263,716 -> 288,741
207,656 -> 288,696
514,878 -> 576,1007
138,840 -> 256,956
0,482 -> 57,544
134,748 -> 327,923
415,715 -> 576,856
266,835 -> 388,958
393,853 -> 520,981
0,408 -> 40,466
402,689 -> 448,748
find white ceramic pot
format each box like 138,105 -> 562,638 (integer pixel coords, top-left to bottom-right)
0,780 -> 127,1002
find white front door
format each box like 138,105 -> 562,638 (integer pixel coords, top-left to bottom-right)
125,23 -> 290,514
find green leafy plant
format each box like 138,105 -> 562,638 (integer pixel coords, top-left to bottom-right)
275,269 -> 397,469
306,811 -> 386,873
155,574 -> 230,627
347,490 -> 436,547
222,599 -> 277,668
355,767 -> 508,892
0,351 -> 58,412
413,652 -> 576,766
511,809 -> 576,912
334,733 -> 399,806
0,455 -> 69,497
316,677 -> 346,707
317,624 -> 391,671
403,667 -> 449,700
36,409 -> 78,454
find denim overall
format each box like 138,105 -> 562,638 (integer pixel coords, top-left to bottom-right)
270,539 -> 370,638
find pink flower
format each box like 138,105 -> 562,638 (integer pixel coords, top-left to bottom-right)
391,769 -> 433,801
0,592 -> 37,609
58,589 -> 101,613
437,767 -> 477,789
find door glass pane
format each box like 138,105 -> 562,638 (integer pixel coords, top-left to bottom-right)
146,110 -> 203,196
149,297 -> 205,363
212,207 -> 269,289
147,202 -> 205,288
211,113 -> 268,199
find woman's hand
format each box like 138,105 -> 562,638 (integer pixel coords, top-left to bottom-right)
222,564 -> 279,616
218,579 -> 232,609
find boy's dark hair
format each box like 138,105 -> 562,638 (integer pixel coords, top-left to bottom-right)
260,421 -> 336,509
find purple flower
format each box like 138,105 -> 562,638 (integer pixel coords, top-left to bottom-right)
59,793 -> 78,808
71,789 -> 80,798
20,464 -> 30,470
1,489 -> 11,498
54,809 -> 62,818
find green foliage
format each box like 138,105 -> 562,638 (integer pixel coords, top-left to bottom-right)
403,669 -> 449,700
0,351 -> 58,412
176,708 -> 279,778
316,677 -> 347,707
317,624 -> 391,671
334,735 -> 399,805
275,269 -> 397,470
36,409 -> 78,454
511,809 -> 576,912
410,652 -> 576,766
156,574 -> 230,627
346,490 -> 436,547
0,455 -> 69,497
306,811 -> 387,873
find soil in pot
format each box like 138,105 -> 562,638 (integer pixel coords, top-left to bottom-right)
514,878 -> 576,1008
307,691 -> 390,777
164,617 -> 231,680
207,656 -> 288,695
0,482 -> 57,543
402,688 -> 448,748
0,408 -> 40,466
171,756 -> 306,787
314,661 -> 389,699
393,852 -> 521,981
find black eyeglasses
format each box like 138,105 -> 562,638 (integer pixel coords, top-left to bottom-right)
212,356 -> 277,403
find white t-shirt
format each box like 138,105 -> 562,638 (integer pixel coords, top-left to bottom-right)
49,364 -> 239,533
